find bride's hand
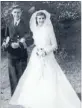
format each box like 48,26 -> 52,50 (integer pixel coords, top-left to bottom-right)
44,45 -> 58,54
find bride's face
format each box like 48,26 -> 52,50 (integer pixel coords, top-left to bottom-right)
36,15 -> 46,26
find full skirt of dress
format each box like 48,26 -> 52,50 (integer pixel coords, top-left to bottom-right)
10,47 -> 81,108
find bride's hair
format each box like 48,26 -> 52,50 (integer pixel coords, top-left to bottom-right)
36,12 -> 46,25
30,10 -> 52,32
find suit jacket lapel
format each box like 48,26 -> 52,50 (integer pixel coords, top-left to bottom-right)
9,20 -> 15,38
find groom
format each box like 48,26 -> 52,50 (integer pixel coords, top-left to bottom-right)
2,4 -> 33,95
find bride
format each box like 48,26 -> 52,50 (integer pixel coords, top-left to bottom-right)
9,10 -> 81,108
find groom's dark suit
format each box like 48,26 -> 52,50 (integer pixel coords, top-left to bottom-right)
5,19 -> 33,95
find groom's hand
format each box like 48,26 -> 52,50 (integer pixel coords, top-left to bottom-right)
11,42 -> 19,49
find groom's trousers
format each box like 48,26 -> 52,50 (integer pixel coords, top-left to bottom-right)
8,55 -> 27,96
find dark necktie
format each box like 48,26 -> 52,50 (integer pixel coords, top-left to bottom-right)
14,22 -> 18,26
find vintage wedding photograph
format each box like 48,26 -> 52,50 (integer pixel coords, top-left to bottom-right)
1,1 -> 81,108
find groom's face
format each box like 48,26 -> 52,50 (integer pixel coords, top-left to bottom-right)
12,8 -> 22,21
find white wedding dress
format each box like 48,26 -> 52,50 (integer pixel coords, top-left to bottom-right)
10,10 -> 81,108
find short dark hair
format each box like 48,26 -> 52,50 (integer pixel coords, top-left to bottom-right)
11,4 -> 22,11
36,12 -> 46,19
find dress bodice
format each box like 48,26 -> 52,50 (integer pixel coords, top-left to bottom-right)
33,26 -> 51,48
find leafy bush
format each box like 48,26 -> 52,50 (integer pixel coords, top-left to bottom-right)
1,1 -> 81,61
1,1 -> 81,26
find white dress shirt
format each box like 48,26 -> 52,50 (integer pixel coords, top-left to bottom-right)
14,19 -> 20,26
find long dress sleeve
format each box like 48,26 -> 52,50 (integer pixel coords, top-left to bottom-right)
44,27 -> 58,54
49,28 -> 58,51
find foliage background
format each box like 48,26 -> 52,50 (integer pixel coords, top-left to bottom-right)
1,1 -> 81,57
